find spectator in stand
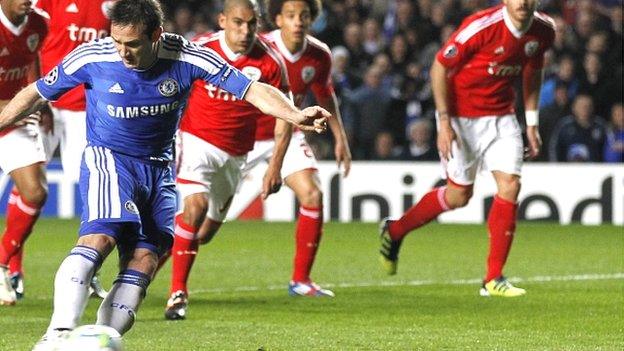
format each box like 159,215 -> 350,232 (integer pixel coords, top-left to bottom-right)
372,131 -> 402,161
362,18 -> 385,58
572,11 -> 595,51
341,22 -> 369,76
371,52 -> 395,92
540,55 -> 579,108
172,5 -> 194,39
606,6 -> 622,66
539,81 -> 571,161
549,94 -> 607,162
383,0 -> 418,41
579,52 -> 616,119
604,103 -> 624,163
343,65 -> 391,159
549,14 -> 578,59
387,33 -> 411,82
400,119 -> 438,161
331,46 -> 360,139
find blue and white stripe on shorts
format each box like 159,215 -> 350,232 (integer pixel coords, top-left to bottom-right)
83,146 -> 122,221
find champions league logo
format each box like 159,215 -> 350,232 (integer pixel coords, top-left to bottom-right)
524,40 -> 539,57
124,201 -> 139,215
301,66 -> 316,84
443,44 -> 458,58
158,78 -> 179,97
43,67 -> 59,85
27,34 -> 39,53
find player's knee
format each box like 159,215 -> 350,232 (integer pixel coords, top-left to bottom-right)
298,186 -> 322,207
77,234 -> 116,256
19,184 -> 47,206
127,250 -> 159,277
197,220 -> 222,245
182,196 -> 208,227
499,177 -> 521,200
446,188 -> 472,208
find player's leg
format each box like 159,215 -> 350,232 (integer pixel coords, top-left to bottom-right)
97,246 -> 158,334
167,143 -> 244,319
34,146 -> 146,351
0,166 -> 47,303
51,108 -> 107,298
167,193 -> 208,312
281,132 -> 332,297
379,116 -> 479,275
164,132 -> 216,318
0,125 -> 47,305
480,115 -> 525,297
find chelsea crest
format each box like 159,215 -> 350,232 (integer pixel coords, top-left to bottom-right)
158,78 -> 179,97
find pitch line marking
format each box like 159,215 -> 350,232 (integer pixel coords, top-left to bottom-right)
189,272 -> 624,295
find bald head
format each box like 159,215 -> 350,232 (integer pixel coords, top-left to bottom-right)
223,0 -> 256,14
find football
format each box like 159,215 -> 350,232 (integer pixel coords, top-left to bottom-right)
60,325 -> 123,351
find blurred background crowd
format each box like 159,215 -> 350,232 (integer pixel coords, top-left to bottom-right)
160,0 -> 623,163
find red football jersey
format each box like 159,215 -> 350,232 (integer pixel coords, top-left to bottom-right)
179,31 -> 289,156
436,5 -> 555,117
35,0 -> 113,111
255,30 -> 334,141
0,9 -> 47,136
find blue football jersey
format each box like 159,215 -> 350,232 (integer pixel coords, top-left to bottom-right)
35,33 -> 253,161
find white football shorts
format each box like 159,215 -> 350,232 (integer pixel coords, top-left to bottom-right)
44,107 -> 87,182
243,130 -> 318,179
441,114 -> 523,186
0,123 -> 46,174
175,131 -> 246,222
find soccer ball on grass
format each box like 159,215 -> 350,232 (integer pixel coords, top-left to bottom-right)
60,324 -> 123,351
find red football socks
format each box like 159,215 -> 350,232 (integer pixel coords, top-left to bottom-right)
170,217 -> 199,295
8,248 -> 23,275
485,195 -> 517,282
292,206 -> 323,283
0,190 -> 41,266
388,187 -> 450,241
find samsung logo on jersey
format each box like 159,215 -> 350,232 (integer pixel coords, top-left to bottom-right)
106,101 -> 180,118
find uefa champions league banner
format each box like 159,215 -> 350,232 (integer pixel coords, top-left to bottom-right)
0,161 -> 622,225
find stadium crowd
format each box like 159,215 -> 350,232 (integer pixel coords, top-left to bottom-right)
159,0 -> 623,163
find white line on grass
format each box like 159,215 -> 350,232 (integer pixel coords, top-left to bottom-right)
189,273 -> 624,295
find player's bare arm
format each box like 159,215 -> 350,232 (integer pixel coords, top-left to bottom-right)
523,66 -> 544,160
26,57 -> 54,134
0,83 -> 48,133
244,81 -> 330,133
263,118 -> 293,199
317,92 -> 351,177
431,59 -> 456,161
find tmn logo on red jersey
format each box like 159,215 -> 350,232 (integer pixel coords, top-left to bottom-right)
67,23 -> 108,43
487,62 -> 521,76
0,65 -> 29,81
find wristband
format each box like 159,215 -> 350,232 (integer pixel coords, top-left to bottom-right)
525,110 -> 539,126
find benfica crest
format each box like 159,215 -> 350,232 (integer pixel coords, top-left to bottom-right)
26,34 -> 39,52
242,66 -> 262,81
524,40 -> 539,57
301,66 -> 315,84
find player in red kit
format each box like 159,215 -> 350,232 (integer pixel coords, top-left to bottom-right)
163,0 -> 292,320
0,0 -> 48,305
247,0 -> 351,297
6,0 -> 114,300
379,0 -> 554,297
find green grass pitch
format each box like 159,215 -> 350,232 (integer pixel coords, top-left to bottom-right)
0,219 -> 622,350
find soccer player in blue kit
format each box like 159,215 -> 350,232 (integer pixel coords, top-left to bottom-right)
0,0 -> 329,348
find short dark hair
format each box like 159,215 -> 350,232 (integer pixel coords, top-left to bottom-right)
264,0 -> 321,28
109,0 -> 164,37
